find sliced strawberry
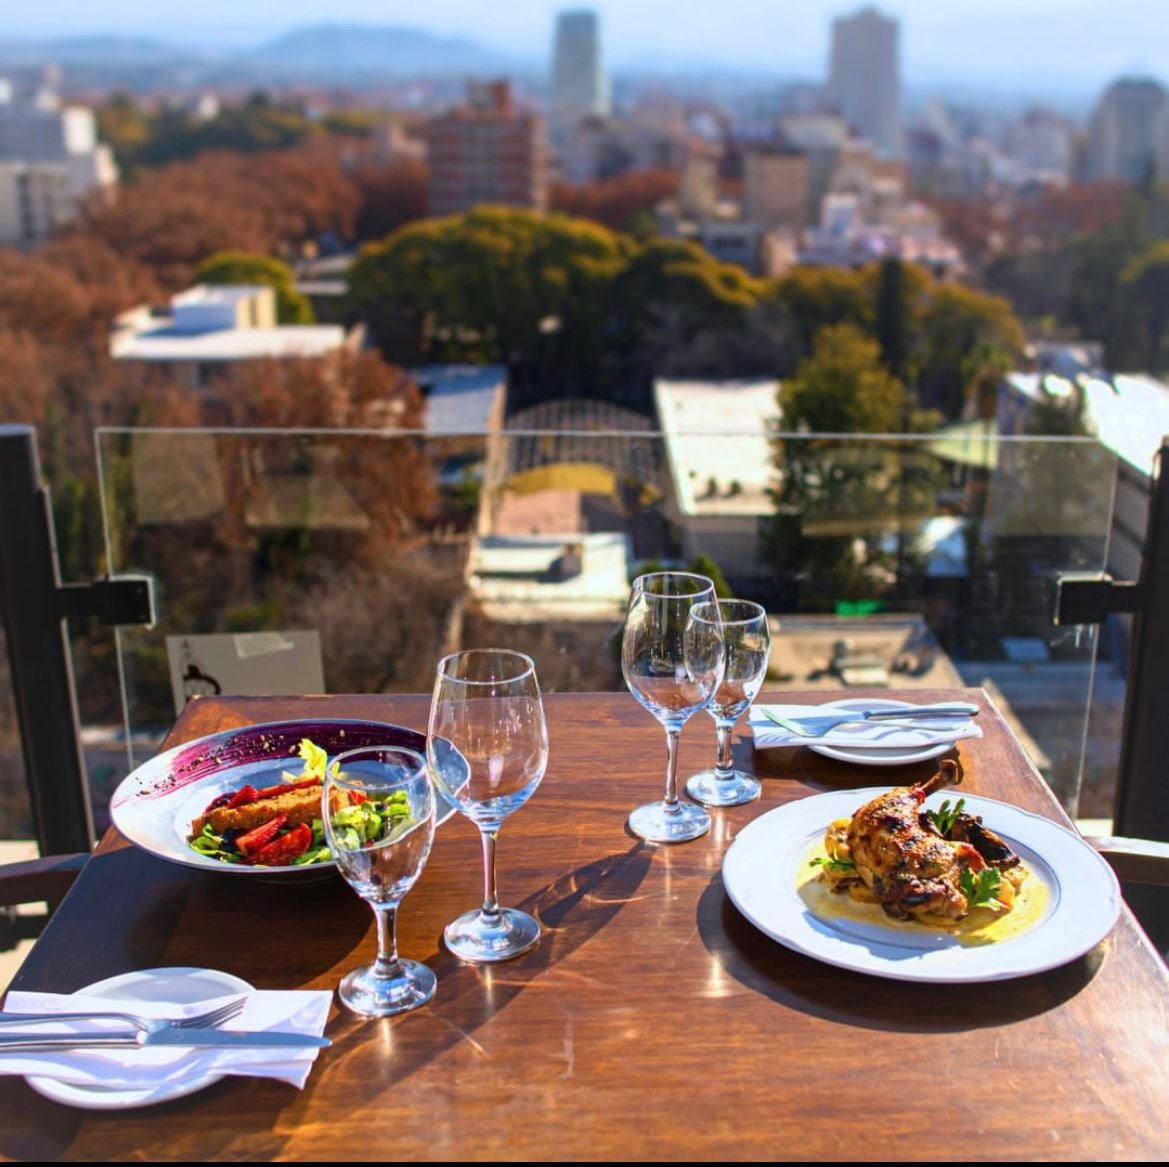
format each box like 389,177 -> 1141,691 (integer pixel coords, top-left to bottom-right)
254,777 -> 323,800
235,814 -> 289,857
246,823 -> 313,867
226,784 -> 259,809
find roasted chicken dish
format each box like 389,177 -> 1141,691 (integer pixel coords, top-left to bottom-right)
818,760 -> 1027,926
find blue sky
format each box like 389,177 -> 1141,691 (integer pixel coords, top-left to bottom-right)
4,1 -> 1165,88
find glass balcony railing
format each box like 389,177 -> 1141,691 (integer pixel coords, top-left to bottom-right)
66,424 -> 1121,839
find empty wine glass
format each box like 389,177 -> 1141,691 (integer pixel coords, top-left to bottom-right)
622,571 -> 725,843
323,746 -> 436,1018
427,649 -> 548,962
685,599 -> 771,807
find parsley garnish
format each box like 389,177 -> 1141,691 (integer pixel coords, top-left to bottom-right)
960,865 -> 1004,910
811,856 -> 855,873
928,798 -> 966,836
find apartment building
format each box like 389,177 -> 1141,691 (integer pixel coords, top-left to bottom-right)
425,81 -> 549,216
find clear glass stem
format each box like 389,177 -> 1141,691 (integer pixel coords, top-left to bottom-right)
714,721 -> 735,779
663,726 -> 681,812
479,827 -> 501,920
372,903 -> 403,981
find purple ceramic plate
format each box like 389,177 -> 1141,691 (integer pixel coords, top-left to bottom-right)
109,719 -> 453,875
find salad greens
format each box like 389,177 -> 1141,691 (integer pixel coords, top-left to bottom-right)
187,737 -> 408,867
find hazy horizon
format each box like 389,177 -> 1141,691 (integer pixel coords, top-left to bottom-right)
2,1 -> 1166,98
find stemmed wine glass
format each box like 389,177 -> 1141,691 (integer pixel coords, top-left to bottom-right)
427,648 -> 549,962
323,746 -> 436,1018
621,572 -> 726,843
685,599 -> 771,807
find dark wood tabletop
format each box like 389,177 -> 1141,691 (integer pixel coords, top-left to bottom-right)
2,688 -> 1167,1162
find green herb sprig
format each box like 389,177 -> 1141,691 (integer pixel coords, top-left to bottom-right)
960,865 -> 1004,910
810,856 -> 855,873
928,798 -> 967,836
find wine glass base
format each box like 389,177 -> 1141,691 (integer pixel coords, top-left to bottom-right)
338,957 -> 436,1018
685,768 -> 761,808
444,907 -> 540,963
628,799 -> 711,843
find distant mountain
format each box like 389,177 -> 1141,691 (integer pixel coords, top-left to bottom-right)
240,24 -> 520,80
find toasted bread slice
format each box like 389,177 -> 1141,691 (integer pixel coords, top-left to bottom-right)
192,783 -> 332,837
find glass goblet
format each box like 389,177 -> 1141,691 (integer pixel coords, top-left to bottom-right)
685,599 -> 771,807
621,571 -> 726,843
323,746 -> 437,1018
427,648 -> 549,963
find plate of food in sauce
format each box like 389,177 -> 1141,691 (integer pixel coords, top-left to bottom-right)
109,719 -> 455,876
722,760 -> 1121,982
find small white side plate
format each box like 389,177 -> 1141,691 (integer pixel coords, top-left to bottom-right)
26,967 -> 253,1110
808,698 -> 957,766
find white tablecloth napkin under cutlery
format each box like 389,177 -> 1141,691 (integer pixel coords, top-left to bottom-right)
749,704 -> 984,750
0,989 -> 331,1090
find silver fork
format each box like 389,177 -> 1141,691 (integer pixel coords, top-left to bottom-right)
0,995 -> 246,1036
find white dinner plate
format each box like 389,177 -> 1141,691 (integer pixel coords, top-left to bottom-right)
722,788 -> 1121,983
807,698 -> 959,767
109,719 -> 455,876
26,967 -> 253,1110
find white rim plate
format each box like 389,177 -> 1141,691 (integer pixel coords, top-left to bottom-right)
807,698 -> 960,766
723,787 -> 1121,983
109,719 -> 455,875
26,967 -> 253,1110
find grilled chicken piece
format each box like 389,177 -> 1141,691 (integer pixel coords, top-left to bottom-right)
948,813 -> 1020,869
846,760 -> 986,922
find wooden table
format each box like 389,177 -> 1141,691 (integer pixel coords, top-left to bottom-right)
2,689 -> 1168,1162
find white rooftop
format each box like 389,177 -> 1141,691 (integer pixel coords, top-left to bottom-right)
171,284 -> 266,308
654,378 -> 779,517
112,325 -> 347,362
469,531 -> 630,622
1007,371 -> 1169,478
413,364 -> 507,435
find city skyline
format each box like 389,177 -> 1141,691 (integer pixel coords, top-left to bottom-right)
2,2 -> 1168,96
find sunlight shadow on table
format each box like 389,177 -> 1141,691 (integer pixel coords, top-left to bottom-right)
321,840 -> 654,1093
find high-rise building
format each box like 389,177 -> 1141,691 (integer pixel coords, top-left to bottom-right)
1083,78 -> 1169,183
0,81 -> 117,245
550,10 -> 609,144
827,6 -> 901,158
424,81 -> 548,217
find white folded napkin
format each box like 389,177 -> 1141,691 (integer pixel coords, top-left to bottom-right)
749,703 -> 983,750
0,989 -> 331,1090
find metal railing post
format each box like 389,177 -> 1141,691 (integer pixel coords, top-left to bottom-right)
0,425 -> 94,854
1113,437 -> 1169,841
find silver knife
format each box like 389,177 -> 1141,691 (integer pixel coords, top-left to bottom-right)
0,1029 -> 330,1052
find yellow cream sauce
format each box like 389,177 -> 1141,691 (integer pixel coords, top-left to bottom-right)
796,840 -> 1051,947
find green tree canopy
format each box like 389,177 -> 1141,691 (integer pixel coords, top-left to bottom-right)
915,284 -> 1024,418
780,323 -> 909,433
193,251 -> 315,324
1118,239 -> 1169,372
120,92 -> 316,169
873,258 -> 926,382
770,267 -> 872,360
349,208 -> 630,377
352,209 -> 786,400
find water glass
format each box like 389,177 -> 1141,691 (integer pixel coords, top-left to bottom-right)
621,571 -> 725,842
323,746 -> 436,1018
428,648 -> 548,962
685,599 -> 771,807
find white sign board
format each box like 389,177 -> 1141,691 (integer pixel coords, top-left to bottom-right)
166,632 -> 325,716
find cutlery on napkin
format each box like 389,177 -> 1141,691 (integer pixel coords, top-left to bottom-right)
0,989 -> 332,1090
748,703 -> 984,750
